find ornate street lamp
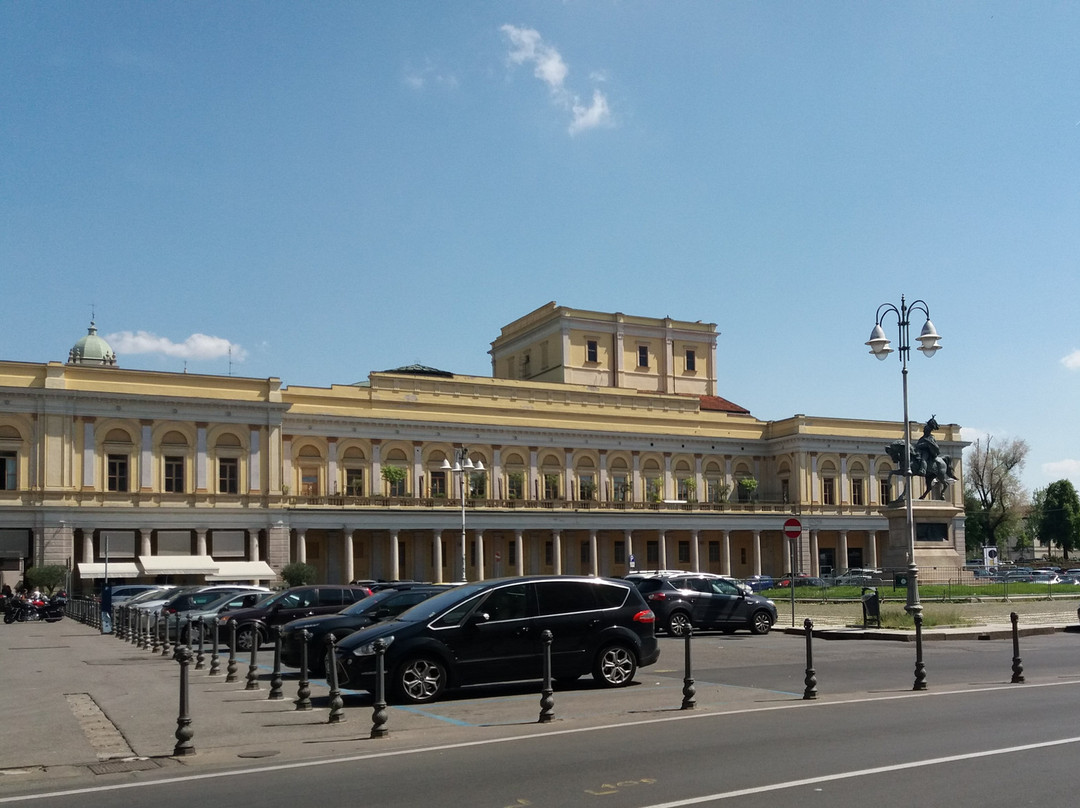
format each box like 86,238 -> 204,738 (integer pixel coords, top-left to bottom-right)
866,295 -> 942,615
441,448 -> 484,582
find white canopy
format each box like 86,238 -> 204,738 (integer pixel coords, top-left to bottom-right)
76,562 -> 140,579
204,561 -> 277,581
137,555 -> 218,575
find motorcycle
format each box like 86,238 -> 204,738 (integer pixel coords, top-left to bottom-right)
3,593 -> 66,623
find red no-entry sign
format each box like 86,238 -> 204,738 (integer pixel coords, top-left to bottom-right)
783,518 -> 802,539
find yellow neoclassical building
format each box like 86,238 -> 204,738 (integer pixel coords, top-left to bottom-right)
0,303 -> 966,593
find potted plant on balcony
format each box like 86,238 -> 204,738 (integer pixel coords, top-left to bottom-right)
381,465 -> 408,497
737,477 -> 758,503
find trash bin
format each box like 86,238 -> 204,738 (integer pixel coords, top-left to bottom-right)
861,586 -> 881,629
894,572 -> 909,589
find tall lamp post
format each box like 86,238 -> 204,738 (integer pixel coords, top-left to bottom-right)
866,295 -> 942,616
441,448 -> 484,583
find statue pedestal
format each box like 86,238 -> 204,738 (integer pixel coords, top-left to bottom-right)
879,500 -> 965,573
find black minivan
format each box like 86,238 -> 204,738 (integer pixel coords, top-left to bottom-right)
333,575 -> 660,704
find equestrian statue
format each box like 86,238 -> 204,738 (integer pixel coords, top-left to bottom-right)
884,415 -> 958,502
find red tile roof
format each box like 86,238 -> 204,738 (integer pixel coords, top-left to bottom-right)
699,395 -> 751,414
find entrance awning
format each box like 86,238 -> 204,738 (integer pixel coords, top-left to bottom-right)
137,555 -> 218,575
204,561 -> 277,581
77,562 -> 141,579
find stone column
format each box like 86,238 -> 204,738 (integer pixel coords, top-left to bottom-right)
589,530 -> 598,576
752,530 -> 762,576
476,529 -> 485,581
810,529 -> 820,577
720,529 -> 730,575
627,530 -> 636,571
345,527 -> 355,583
691,530 -> 700,572
195,529 -> 207,557
432,530 -> 443,584
552,530 -> 562,575
297,529 -> 307,564
514,529 -> 524,576
658,530 -> 668,570
83,530 -> 95,564
867,530 -> 879,569
838,530 -> 849,572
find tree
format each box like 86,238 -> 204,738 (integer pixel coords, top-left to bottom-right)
964,435 -> 1029,554
1038,479 -> 1080,561
281,562 -> 317,587
24,564 -> 68,594
381,465 -> 407,496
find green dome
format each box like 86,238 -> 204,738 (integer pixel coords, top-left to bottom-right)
68,321 -> 118,367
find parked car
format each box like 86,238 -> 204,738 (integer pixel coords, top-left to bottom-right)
333,575 -> 660,704
180,590 -> 274,642
631,574 -> 776,636
160,585 -> 271,617
742,574 -> 775,592
108,584 -> 171,604
280,584 -> 454,673
776,574 -> 827,588
830,569 -> 883,587
217,584 -> 374,651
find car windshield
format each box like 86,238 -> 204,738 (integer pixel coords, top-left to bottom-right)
394,582 -> 488,623
340,590 -> 395,615
122,587 -> 175,604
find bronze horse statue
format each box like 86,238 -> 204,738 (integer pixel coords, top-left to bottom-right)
885,416 -> 958,501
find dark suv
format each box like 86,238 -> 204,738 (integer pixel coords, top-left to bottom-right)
333,575 -> 660,704
217,585 -> 372,651
633,574 -> 777,636
280,585 -> 453,674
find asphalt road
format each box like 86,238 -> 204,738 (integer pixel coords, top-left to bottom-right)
7,631 -> 1080,808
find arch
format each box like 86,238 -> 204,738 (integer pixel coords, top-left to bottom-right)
104,427 -> 133,444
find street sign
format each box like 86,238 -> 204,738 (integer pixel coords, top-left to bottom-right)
494,550 -> 502,562
783,518 -> 802,539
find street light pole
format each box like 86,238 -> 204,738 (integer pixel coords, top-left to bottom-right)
441,448 -> 484,583
866,295 -> 942,616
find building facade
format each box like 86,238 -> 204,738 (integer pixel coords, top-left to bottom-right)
0,305 -> 967,593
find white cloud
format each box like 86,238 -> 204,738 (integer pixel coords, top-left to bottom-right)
501,24 -> 612,136
569,89 -> 612,135
1061,350 -> 1080,370
404,61 -> 459,91
1042,459 -> 1080,480
106,331 -> 248,362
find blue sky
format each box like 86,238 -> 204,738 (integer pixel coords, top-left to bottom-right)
3,2 -> 1079,495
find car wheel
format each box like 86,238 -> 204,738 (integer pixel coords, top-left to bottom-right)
592,644 -> 637,688
666,611 -> 692,637
235,625 -> 262,652
395,656 -> 447,704
749,610 -> 773,635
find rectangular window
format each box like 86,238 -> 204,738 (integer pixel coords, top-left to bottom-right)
612,474 -> 629,502
614,541 -> 626,564
107,454 -> 128,492
507,473 -> 524,500
0,452 -> 16,490
880,478 -> 891,504
578,473 -> 595,500
707,478 -> 725,503
678,540 -> 690,564
708,541 -> 720,563
468,472 -> 486,499
586,339 -> 598,363
646,540 -> 659,565
389,474 -> 407,497
637,345 -> 649,368
580,541 -> 590,565
851,478 -> 864,506
345,468 -> 364,496
219,458 -> 240,494
164,456 -> 184,493
211,530 -> 245,558
780,479 -> 790,503
430,470 -> 447,498
685,349 -> 696,372
508,541 -> 517,566
822,477 -> 835,505
645,476 -> 661,502
543,473 -> 560,500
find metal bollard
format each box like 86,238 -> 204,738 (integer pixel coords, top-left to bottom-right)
268,627 -> 284,700
173,645 -> 195,757
245,627 -> 261,691
141,610 -> 151,650
295,629 -> 312,709
538,629 -> 554,723
209,618 -> 221,676
1010,611 -> 1025,683
161,612 -> 172,657
370,638 -> 388,738
681,625 -> 696,710
226,621 -> 239,683
150,613 -> 161,654
195,618 -> 206,670
326,633 -> 344,723
803,618 -> 818,700
184,615 -> 194,650
913,612 -> 927,691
